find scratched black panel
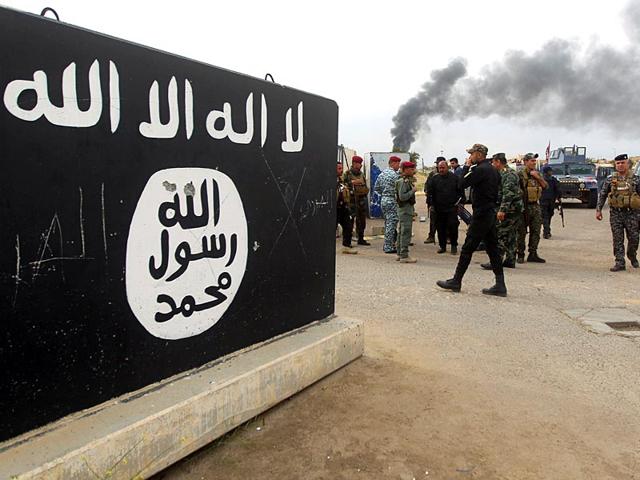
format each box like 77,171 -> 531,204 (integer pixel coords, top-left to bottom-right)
0,7 -> 337,441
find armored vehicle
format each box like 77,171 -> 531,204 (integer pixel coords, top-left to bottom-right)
595,163 -> 614,192
548,146 -> 598,208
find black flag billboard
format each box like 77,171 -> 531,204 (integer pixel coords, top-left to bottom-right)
0,7 -> 338,441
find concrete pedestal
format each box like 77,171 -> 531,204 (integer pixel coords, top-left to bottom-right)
0,317 -> 364,480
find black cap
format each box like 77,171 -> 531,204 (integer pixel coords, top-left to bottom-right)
449,157 -> 459,163
615,153 -> 629,161
435,156 -> 446,163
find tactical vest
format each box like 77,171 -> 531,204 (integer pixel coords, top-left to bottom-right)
346,171 -> 369,197
523,169 -> 542,203
609,174 -> 640,209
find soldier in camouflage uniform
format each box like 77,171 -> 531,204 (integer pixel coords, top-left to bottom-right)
517,153 -> 548,263
482,153 -> 523,270
596,153 -> 640,271
373,155 -> 401,253
343,155 -> 370,246
395,161 -> 418,263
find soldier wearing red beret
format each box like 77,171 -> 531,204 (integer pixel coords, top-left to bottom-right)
395,161 -> 418,263
343,156 -> 370,246
373,156 -> 401,253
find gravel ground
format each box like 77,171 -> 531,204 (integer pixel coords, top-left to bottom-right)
158,202 -> 640,480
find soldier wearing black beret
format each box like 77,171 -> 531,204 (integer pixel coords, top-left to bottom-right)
596,153 -> 640,271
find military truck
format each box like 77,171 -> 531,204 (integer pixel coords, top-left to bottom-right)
548,146 -> 599,208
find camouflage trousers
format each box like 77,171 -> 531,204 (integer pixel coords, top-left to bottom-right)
497,213 -> 521,264
381,196 -> 398,252
517,203 -> 542,256
610,208 -> 640,266
397,205 -> 414,258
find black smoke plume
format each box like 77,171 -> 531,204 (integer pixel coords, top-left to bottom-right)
391,0 -> 640,151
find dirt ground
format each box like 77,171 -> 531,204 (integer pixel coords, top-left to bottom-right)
157,201 -> 640,480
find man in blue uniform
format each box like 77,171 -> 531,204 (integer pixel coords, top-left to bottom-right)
373,155 -> 401,253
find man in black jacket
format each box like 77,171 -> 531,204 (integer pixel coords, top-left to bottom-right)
427,160 -> 464,254
424,156 -> 446,243
436,143 -> 507,296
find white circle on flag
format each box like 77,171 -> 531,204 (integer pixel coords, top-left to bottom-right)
126,168 -> 247,340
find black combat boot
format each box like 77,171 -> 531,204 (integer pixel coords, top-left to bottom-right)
357,238 -> 371,246
482,274 -> 507,297
527,252 -> 546,263
437,247 -> 446,254
502,259 -> 516,268
451,246 -> 458,255
516,254 -> 525,264
610,264 -> 626,272
437,256 -> 469,292
436,278 -> 461,292
481,262 -> 492,270
631,258 -> 639,268
424,236 -> 435,244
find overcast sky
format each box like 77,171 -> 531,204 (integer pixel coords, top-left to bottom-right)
2,0 -> 636,160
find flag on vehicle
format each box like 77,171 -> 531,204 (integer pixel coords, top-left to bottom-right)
545,141 -> 551,163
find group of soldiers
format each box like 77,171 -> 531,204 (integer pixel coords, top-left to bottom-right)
337,155 -> 418,261
337,147 -> 640,291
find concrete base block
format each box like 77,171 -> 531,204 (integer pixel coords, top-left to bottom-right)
1,316 -> 364,480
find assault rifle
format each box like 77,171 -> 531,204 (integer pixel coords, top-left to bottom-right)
557,199 -> 565,227
456,197 -> 472,226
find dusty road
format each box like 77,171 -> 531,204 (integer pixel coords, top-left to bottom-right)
157,202 -> 640,480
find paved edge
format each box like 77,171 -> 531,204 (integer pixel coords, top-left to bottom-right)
2,316 -> 364,480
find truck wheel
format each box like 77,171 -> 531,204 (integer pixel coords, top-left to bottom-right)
587,190 -> 598,208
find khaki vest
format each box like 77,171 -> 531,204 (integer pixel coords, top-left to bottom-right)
337,179 -> 350,205
347,171 -> 369,197
609,174 -> 640,209
524,170 -> 542,203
